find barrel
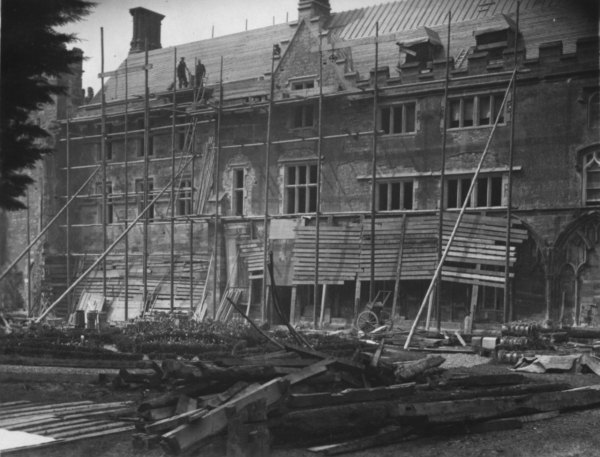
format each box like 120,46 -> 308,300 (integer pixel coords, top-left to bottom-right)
98,311 -> 108,330
86,311 -> 97,330
74,310 -> 85,328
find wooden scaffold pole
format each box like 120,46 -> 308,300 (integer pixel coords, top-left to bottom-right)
213,56 -> 223,319
369,22 -> 379,303
171,48 -> 177,313
100,27 -> 108,298
124,58 -> 130,321
143,38 -> 150,311
504,1 -> 520,323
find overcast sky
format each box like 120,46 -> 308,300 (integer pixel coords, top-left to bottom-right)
59,0 -> 391,93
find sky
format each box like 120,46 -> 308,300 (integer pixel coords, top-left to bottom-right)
59,0 -> 393,93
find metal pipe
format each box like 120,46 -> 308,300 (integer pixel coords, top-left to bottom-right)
370,22 -> 379,303
143,38 -> 150,312
504,1 -> 520,324
213,56 -> 223,319
36,155 -> 196,323
171,48 -> 177,313
436,10 -> 452,331
404,69 -> 517,350
100,27 -> 107,298
0,167 -> 101,284
262,49 -> 276,323
124,58 -> 129,321
313,25 -> 324,329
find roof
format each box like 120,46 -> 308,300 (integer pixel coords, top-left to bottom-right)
91,0 -> 597,107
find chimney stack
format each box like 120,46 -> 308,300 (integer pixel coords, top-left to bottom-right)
298,0 -> 331,21
129,7 -> 165,54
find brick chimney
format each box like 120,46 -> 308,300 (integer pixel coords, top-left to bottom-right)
129,7 -> 165,54
298,0 -> 331,21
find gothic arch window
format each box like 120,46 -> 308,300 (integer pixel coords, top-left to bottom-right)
590,92 -> 600,128
583,151 -> 600,206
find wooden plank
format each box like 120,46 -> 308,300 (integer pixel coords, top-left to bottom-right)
216,358 -> 318,367
288,383 -> 415,408
284,344 -> 365,374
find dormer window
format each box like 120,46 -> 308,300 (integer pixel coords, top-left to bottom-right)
397,27 -> 442,71
473,14 -> 517,61
292,81 -> 314,90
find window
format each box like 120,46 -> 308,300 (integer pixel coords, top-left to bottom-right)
292,80 -> 314,90
285,164 -> 317,214
589,92 -> 600,128
584,152 -> 600,206
177,179 -> 193,216
232,169 -> 245,216
178,132 -> 186,151
378,181 -> 414,211
96,182 -> 114,224
136,178 -> 155,221
379,103 -> 416,135
446,175 -> 503,209
292,105 -> 314,129
448,94 -> 505,129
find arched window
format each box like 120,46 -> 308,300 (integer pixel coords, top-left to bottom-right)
584,151 -> 600,205
590,92 -> 600,128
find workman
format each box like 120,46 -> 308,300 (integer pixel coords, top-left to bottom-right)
195,59 -> 206,88
177,57 -> 189,88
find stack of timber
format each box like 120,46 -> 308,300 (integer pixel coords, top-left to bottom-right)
108,345 -> 369,454
214,288 -> 244,322
107,341 -> 600,456
293,226 -> 362,285
0,400 -> 135,453
359,220 -> 404,281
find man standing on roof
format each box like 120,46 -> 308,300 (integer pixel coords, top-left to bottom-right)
195,59 -> 206,88
177,57 -> 189,89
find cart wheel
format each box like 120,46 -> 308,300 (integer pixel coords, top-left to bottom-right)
379,311 -> 394,330
357,311 -> 379,333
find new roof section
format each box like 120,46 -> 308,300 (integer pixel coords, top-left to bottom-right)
91,0 -> 596,107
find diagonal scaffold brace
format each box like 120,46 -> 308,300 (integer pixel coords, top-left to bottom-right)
404,67 -> 518,350
35,154 -> 197,323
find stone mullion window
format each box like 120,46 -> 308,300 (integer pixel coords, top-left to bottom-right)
584,152 -> 600,206
285,164 -> 317,214
448,94 -> 506,129
377,181 -> 414,211
177,178 -> 193,216
446,175 -> 504,209
379,102 -> 417,135
232,169 -> 245,216
136,178 -> 155,221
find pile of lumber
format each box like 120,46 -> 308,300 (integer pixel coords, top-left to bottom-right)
0,400 -> 135,454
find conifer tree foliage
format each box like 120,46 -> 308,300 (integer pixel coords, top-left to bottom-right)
0,0 -> 96,211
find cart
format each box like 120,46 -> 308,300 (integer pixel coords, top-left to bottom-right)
356,290 -> 394,332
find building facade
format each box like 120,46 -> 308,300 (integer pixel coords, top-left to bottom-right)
3,0 -> 599,329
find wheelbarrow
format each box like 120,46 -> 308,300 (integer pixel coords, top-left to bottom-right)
356,290 -> 394,332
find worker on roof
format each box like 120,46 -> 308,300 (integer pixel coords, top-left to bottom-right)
177,57 -> 189,89
195,59 -> 206,88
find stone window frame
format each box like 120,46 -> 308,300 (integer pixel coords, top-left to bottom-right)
176,176 -> 194,216
589,91 -> 600,129
446,92 -> 508,130
377,180 -> 416,211
231,168 -> 246,216
290,103 -> 316,130
283,162 -> 318,215
583,151 -> 600,206
378,100 -> 419,136
445,173 -> 506,209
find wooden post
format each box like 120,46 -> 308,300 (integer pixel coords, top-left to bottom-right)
503,1 -> 520,324
545,274 -> 553,323
354,274 -> 361,322
213,56 -> 223,319
262,48 -> 276,323
26,189 -> 32,315
100,28 -> 108,299
319,284 -> 327,329
437,10 -> 451,331
143,38 -> 150,312
170,48 -> 177,314
370,22 -> 379,303
124,58 -> 129,321
391,214 -> 407,321
313,23 -> 325,329
468,279 -> 480,334
289,285 -> 297,325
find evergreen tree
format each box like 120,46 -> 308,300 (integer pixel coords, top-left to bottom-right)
0,0 -> 96,211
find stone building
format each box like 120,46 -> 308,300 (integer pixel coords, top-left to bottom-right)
3,0 -> 599,329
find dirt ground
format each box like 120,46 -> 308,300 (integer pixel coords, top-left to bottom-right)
2,360 -> 600,457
